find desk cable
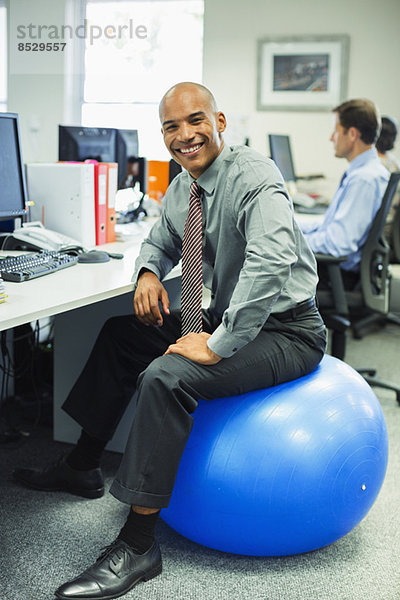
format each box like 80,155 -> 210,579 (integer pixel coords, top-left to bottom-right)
0,320 -> 52,446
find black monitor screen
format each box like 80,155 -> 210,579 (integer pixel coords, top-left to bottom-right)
125,156 -> 147,194
58,125 -> 117,164
268,134 -> 296,182
0,113 -> 28,221
169,159 -> 182,184
59,125 -> 140,190
115,129 -> 139,189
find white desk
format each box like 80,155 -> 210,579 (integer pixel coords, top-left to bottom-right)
0,219 -> 182,452
0,220 -> 156,332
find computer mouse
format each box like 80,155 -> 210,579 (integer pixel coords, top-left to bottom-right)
78,250 -> 111,264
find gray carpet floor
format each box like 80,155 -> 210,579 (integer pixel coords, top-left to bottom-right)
1,323 -> 399,600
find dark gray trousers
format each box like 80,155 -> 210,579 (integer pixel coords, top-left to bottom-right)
62,307 -> 326,508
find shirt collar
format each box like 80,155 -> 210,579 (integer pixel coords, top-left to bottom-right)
190,143 -> 231,194
346,147 -> 378,175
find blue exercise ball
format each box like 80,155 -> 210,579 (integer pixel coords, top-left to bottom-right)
162,355 -> 388,556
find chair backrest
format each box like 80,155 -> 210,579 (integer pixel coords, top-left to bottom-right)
392,191 -> 400,263
360,171 -> 400,313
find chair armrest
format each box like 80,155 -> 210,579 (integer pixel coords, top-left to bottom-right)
314,253 -> 348,264
315,253 -> 349,315
323,314 -> 351,332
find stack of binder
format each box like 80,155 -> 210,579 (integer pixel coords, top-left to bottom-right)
26,161 -> 119,247
0,278 -> 7,303
103,162 -> 118,243
84,161 -> 118,244
84,160 -> 108,245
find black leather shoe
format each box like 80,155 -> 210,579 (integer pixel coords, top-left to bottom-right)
13,455 -> 104,499
54,539 -> 162,599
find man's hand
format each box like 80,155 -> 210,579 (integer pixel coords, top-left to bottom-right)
165,332 -> 222,365
134,271 -> 170,326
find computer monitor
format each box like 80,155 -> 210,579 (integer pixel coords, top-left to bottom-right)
0,113 -> 28,222
124,156 -> 148,194
58,125 -> 140,190
58,125 -> 117,165
168,159 -> 182,184
268,134 -> 296,183
115,129 -> 139,189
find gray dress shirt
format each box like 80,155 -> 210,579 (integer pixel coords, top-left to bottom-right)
133,144 -> 318,358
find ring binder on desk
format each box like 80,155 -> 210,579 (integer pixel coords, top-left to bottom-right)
85,160 -> 107,246
0,279 -> 8,303
27,162 -> 96,249
102,162 -> 118,243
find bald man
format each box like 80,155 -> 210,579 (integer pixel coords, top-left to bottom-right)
15,83 -> 326,600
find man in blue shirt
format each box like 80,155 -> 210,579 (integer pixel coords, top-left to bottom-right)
301,99 -> 389,289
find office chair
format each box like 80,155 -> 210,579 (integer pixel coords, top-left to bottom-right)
392,193 -> 400,263
316,171 -> 400,405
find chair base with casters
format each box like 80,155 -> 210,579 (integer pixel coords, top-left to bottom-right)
351,309 -> 400,339
357,368 -> 400,406
316,253 -> 400,405
322,318 -> 400,406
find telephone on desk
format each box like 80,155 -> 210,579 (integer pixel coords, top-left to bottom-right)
2,222 -> 81,252
292,192 -> 317,209
291,194 -> 326,215
286,179 -> 327,214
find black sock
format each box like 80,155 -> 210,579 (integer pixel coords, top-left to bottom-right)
66,430 -> 107,471
118,509 -> 160,554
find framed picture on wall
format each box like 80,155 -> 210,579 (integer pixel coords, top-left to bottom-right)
256,35 -> 350,111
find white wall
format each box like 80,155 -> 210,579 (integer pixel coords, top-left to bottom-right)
6,0 -> 68,163
6,0 -> 400,183
203,0 -> 400,183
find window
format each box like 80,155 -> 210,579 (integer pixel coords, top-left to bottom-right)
0,2 -> 7,112
81,0 -> 204,159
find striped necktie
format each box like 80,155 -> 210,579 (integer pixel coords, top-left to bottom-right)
181,181 -> 203,336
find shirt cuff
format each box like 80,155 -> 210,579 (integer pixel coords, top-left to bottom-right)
301,221 -> 318,234
207,323 -> 248,358
131,262 -> 161,284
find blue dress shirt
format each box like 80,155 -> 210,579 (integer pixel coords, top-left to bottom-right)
301,148 -> 389,271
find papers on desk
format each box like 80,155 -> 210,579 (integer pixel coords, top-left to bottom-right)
0,278 -> 7,303
294,210 -> 325,228
115,218 -> 156,242
296,177 -> 337,204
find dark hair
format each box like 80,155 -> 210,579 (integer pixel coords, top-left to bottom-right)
333,99 -> 380,145
376,116 -> 398,153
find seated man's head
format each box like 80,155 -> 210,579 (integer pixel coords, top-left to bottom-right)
376,116 -> 398,156
331,99 -> 381,162
159,82 -> 226,179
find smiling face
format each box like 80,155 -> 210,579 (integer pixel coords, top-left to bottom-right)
160,83 -> 226,179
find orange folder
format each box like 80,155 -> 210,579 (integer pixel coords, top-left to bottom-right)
85,160 -> 107,245
147,161 -> 170,203
100,162 -> 118,243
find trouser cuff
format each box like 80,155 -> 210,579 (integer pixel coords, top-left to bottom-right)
109,479 -> 172,509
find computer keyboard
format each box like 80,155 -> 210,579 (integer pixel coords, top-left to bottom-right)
0,250 -> 79,282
